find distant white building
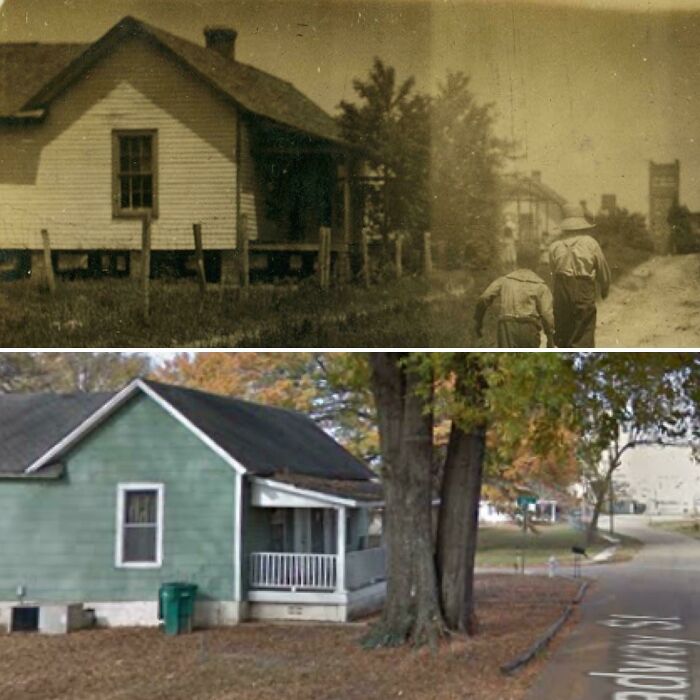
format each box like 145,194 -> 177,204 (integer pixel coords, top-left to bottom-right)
615,444 -> 699,516
479,501 -> 511,524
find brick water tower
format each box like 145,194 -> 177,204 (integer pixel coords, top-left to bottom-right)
649,160 -> 680,253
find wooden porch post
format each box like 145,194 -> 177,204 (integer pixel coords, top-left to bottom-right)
141,214 -> 151,322
239,214 -> 250,298
339,157 -> 352,283
336,506 -> 346,593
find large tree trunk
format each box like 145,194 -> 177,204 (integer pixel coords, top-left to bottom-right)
364,352 -> 446,647
436,357 -> 487,635
436,423 -> 486,633
586,474 -> 610,545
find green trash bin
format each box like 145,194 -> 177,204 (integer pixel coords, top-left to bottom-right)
158,582 -> 198,636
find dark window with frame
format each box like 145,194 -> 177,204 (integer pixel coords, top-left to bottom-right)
112,131 -> 158,218
122,489 -> 159,563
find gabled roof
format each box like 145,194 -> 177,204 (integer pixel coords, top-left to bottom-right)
0,16 -> 345,145
0,391 -> 115,474
500,172 -> 567,208
0,42 -> 88,120
0,378 -> 373,483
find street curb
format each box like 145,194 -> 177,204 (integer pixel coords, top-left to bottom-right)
572,580 -> 590,605
500,580 -> 590,675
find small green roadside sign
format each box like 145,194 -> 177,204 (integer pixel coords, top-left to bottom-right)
516,495 -> 537,507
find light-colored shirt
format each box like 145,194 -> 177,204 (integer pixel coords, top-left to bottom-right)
548,234 -> 611,296
478,269 -> 554,332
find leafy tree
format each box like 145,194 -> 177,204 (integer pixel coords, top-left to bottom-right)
668,203 -> 699,254
430,72 -> 508,268
593,207 -> 654,252
0,352 -> 151,392
364,352 -> 578,646
338,59 -> 431,257
572,353 -> 699,542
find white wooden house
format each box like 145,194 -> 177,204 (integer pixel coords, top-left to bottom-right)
500,171 -> 567,246
0,16 -> 361,281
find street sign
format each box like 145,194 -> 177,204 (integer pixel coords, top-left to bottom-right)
516,495 -> 537,507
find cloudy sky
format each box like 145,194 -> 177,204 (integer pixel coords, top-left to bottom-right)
3,0 -> 700,214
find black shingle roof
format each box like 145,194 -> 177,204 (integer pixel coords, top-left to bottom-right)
0,391 -> 115,474
142,380 -> 373,481
0,380 -> 374,483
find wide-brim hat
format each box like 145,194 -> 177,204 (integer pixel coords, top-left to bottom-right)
560,203 -> 594,232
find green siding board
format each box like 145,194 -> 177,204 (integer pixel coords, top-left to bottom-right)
0,394 -> 237,603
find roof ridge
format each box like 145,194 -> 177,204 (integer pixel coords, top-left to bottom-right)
142,378 -> 310,419
133,18 -> 313,103
0,41 -> 88,47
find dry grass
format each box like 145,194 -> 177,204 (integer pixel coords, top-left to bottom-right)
0,575 -> 581,700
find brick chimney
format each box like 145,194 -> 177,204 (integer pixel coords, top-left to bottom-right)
204,27 -> 238,60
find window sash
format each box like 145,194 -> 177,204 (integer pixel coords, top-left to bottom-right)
116,484 -> 163,568
112,131 -> 158,217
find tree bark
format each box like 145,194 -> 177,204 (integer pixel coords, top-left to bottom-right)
364,352 -> 445,647
586,472 -> 611,545
436,357 -> 487,635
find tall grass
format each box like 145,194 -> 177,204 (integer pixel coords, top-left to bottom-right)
0,270 -> 486,348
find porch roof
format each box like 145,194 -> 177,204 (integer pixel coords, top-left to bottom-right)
261,473 -> 384,506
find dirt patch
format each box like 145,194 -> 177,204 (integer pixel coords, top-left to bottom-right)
0,575 -> 579,700
597,253 -> 700,347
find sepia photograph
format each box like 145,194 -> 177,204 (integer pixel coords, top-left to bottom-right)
1,0 -> 700,347
0,350 -> 698,700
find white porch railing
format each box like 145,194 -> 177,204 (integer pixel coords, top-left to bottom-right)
250,552 -> 338,591
344,547 -> 386,591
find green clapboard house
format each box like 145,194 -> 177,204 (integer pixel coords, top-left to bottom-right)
0,378 -> 386,630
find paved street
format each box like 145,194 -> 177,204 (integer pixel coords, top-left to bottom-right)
526,516 -> 700,699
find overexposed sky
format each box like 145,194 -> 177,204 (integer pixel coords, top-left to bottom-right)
3,0 -> 700,214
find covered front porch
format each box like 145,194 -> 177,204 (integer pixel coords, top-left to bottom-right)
243,118 -> 367,283
245,477 -> 386,622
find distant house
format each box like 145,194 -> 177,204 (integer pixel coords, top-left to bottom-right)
0,16 -> 362,281
0,378 -> 386,630
500,171 -> 567,245
616,443 -> 698,517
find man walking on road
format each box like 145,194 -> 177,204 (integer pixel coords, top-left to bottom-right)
549,204 -> 611,347
475,246 -> 555,348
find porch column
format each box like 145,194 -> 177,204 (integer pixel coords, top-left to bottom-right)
336,506 -> 346,593
339,157 -> 352,283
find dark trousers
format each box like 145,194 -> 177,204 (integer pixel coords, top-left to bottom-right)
553,274 -> 597,348
497,318 -> 542,348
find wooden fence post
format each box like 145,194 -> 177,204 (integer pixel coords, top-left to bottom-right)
318,227 -> 331,290
423,231 -> 433,277
394,232 -> 403,279
361,229 -> 370,288
239,214 -> 250,299
193,223 -> 206,307
141,214 -> 151,322
40,229 -> 56,295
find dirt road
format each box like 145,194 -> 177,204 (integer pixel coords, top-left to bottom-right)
597,253 -> 700,347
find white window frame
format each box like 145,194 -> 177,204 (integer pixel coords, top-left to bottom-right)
115,482 -> 164,569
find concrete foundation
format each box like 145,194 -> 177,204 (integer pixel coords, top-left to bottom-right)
39,603 -> 84,634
